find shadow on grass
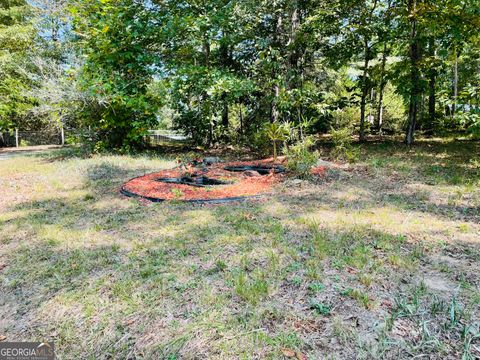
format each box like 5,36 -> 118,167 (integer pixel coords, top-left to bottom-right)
1,138 -> 479,357
1,194 -> 426,358
360,139 -> 480,186
2,180 -> 479,358
277,178 -> 479,231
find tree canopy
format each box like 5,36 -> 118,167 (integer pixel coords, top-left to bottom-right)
0,0 -> 36,131
1,0 -> 479,149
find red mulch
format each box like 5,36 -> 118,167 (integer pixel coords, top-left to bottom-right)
121,159 -> 284,202
311,166 -> 327,176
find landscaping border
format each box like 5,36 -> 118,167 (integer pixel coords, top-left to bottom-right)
120,183 -> 263,204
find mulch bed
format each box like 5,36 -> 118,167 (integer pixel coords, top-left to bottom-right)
121,159 -> 286,203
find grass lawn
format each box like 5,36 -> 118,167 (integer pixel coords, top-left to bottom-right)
0,139 -> 479,359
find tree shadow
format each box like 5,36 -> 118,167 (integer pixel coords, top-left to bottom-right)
277,171 -> 479,226
1,138 -> 479,357
360,139 -> 480,185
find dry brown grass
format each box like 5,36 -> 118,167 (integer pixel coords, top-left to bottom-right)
0,140 -> 479,359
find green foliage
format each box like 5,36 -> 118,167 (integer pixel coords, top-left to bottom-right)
70,0 -> 160,150
308,282 -> 326,293
0,0 -> 36,131
263,122 -> 290,161
234,270 -> 269,305
330,127 -> 359,163
249,128 -> 272,156
310,300 -> 331,316
2,0 -> 480,149
331,107 -> 359,130
286,136 -> 319,178
455,77 -> 480,137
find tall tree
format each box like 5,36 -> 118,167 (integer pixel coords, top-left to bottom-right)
405,0 -> 422,146
0,0 -> 36,133
355,0 -> 380,142
70,0 -> 159,150
373,0 -> 394,134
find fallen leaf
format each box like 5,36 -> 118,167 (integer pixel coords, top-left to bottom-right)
282,348 -> 295,357
296,352 -> 307,360
381,299 -> 393,308
243,212 -> 255,220
0,336 -> 6,342
345,266 -> 357,274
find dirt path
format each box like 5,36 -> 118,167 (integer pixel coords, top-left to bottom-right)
0,145 -> 62,160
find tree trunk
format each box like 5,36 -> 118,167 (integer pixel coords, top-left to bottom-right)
288,5 -> 300,89
204,37 -> 210,67
204,38 -> 213,145
406,97 -> 417,146
239,105 -> 244,135
271,11 -> 282,122
272,85 -> 280,123
219,37 -> 232,139
376,42 -> 388,134
359,36 -> 370,142
452,46 -> 458,118
405,0 -> 420,147
222,100 -> 229,128
427,37 -> 436,135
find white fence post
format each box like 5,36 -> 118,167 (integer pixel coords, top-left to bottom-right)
15,128 -> 19,147
61,126 -> 65,146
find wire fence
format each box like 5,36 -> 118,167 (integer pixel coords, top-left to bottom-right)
1,128 -> 189,148
144,130 -> 189,146
1,129 -> 64,147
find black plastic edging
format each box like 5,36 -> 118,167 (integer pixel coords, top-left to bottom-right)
120,185 -> 263,204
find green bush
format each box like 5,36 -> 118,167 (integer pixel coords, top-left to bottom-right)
19,139 -> 31,147
249,129 -> 272,157
286,136 -> 319,178
331,107 -> 359,129
330,127 -> 359,162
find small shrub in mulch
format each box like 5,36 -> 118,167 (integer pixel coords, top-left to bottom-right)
121,159 -> 286,203
121,158 -> 329,203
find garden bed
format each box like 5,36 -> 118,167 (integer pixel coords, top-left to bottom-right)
121,159 -> 285,203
